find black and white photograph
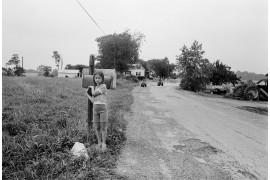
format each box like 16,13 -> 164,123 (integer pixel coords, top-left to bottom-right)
2,0 -> 268,179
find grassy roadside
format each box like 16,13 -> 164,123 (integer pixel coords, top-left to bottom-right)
2,76 -> 137,179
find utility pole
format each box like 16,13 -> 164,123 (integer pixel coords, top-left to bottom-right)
87,54 -> 95,142
114,55 -> 116,70
167,61 -> 169,80
114,43 -> 116,70
22,56 -> 23,69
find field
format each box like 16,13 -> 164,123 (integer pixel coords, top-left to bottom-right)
2,76 -> 137,179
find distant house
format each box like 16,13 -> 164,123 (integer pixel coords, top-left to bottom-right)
82,68 -> 117,89
172,68 -> 180,76
58,69 -> 80,78
124,62 -> 145,76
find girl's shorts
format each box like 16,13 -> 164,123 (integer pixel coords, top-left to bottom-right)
93,104 -> 108,123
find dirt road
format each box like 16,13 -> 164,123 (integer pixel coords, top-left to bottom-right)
116,81 -> 268,180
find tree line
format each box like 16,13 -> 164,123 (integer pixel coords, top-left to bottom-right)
3,51 -> 64,77
2,54 -> 25,76
235,71 -> 266,81
65,30 -> 177,78
4,30 -> 264,88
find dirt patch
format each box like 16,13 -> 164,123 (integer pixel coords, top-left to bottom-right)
237,106 -> 268,116
173,138 -> 222,158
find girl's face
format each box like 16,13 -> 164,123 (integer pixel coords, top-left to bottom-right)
94,74 -> 103,85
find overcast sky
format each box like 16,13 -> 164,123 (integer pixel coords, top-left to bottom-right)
2,0 -> 268,74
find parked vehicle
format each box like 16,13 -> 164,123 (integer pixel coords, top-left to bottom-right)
141,79 -> 147,87
233,79 -> 268,101
141,82 -> 147,87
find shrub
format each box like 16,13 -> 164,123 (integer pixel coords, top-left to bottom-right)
125,75 -> 139,83
180,77 -> 208,92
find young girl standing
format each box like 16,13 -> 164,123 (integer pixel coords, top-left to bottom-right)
86,71 -> 108,151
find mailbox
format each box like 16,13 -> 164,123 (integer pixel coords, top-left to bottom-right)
82,75 -> 113,89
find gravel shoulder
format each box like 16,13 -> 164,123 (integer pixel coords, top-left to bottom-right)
116,81 -> 268,180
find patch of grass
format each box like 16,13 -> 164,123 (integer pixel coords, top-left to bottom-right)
2,76 -> 138,179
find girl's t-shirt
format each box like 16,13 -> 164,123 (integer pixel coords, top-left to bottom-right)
93,84 -> 107,104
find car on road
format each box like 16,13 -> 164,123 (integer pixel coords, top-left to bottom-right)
141,79 -> 147,87
141,82 -> 147,87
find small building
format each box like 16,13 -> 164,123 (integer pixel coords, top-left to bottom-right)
124,62 -> 145,76
82,68 -> 117,89
58,69 -> 80,78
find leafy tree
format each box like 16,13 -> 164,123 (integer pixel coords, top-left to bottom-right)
96,30 -> 145,73
36,65 -> 52,77
148,57 -> 176,78
5,54 -> 25,76
52,51 -> 63,70
65,64 -> 88,77
43,66 -> 52,77
176,40 -> 212,91
14,67 -> 25,77
95,62 -> 102,69
74,64 -> 88,77
7,54 -> 21,67
210,60 -> 240,86
2,67 -> 14,76
65,64 -> 74,69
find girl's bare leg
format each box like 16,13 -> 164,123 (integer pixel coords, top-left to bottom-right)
94,122 -> 102,147
101,122 -> 107,144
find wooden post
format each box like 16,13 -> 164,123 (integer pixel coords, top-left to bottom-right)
87,54 -> 95,142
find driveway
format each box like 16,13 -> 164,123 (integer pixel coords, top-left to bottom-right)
116,81 -> 268,180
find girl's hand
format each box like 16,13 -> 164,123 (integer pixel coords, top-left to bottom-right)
87,86 -> 92,96
86,92 -> 94,103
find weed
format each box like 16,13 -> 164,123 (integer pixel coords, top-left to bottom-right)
2,76 -> 137,179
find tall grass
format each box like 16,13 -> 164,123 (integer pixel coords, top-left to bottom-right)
2,76 -> 137,179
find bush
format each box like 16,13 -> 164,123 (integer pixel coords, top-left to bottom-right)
117,74 -> 125,79
180,77 -> 207,92
125,75 -> 139,83
44,71 -> 50,77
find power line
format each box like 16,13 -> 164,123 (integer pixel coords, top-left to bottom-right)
75,0 -> 106,36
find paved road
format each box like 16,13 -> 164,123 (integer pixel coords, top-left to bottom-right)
116,81 -> 268,179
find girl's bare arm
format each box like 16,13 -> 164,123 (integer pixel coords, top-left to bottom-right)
92,84 -> 106,97
85,92 -> 94,103
92,90 -> 101,97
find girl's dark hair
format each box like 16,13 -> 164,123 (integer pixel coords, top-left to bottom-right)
93,71 -> 105,86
